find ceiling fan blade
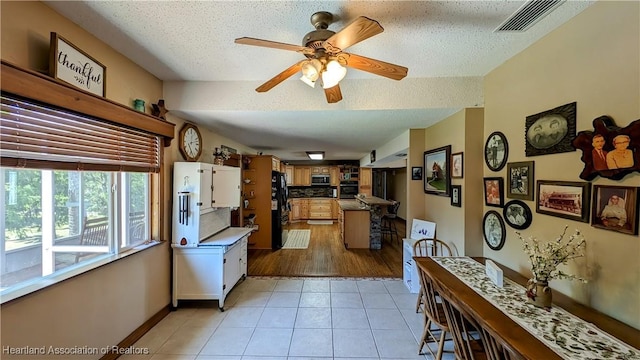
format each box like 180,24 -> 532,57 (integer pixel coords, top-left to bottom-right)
340,53 -> 408,80
235,37 -> 314,55
324,84 -> 343,103
256,61 -> 304,93
323,16 -> 384,54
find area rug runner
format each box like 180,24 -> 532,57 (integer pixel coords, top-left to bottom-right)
307,220 -> 333,225
282,229 -> 310,249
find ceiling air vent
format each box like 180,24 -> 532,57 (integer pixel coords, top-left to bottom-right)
495,0 -> 565,32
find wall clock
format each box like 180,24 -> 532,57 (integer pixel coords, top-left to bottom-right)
178,123 -> 202,161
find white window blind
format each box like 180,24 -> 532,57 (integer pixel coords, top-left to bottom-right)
1,94 -> 160,172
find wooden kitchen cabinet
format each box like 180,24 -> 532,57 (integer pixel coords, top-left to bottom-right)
271,157 -> 281,171
284,165 -> 294,186
311,166 -> 330,174
299,199 -> 309,219
331,199 -> 340,219
339,207 -> 370,249
309,199 -> 332,219
330,166 -> 339,186
294,166 -> 311,186
359,167 -> 372,197
290,199 -> 301,221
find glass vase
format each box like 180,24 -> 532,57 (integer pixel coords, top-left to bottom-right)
526,280 -> 552,308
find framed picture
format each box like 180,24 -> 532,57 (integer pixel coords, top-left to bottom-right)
572,116 -> 640,181
536,180 -> 591,223
591,185 -> 639,235
424,145 -> 451,196
49,32 -> 106,97
484,177 -> 504,207
503,200 -> 532,230
411,167 -> 423,180
506,161 -> 535,200
483,210 -> 506,251
451,152 -> 464,178
484,132 -> 508,171
451,185 -> 462,207
525,102 -> 576,157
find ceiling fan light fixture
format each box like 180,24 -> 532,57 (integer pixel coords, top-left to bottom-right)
300,59 -> 322,87
321,60 -> 347,89
306,151 -> 324,160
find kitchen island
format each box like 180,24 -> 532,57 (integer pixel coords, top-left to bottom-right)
338,196 -> 394,249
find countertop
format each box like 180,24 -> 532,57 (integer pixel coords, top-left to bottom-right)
355,195 -> 394,206
338,200 -> 370,211
198,227 -> 252,246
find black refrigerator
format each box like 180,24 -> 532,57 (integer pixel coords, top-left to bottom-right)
271,171 -> 289,249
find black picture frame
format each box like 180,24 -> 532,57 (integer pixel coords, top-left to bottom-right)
424,145 -> 451,196
411,167 -> 423,180
484,177 -> 504,207
525,102 -> 577,157
591,185 -> 639,236
484,132 -> 508,171
503,200 -> 532,230
536,180 -> 591,223
451,152 -> 464,178
572,116 -> 640,181
451,185 -> 462,207
506,161 -> 535,200
483,210 -> 506,251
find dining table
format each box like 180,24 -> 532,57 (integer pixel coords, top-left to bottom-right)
414,256 -> 640,360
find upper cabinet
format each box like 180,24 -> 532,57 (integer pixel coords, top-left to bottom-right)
212,165 -> 241,208
330,166 -> 339,186
284,165 -> 294,186
174,162 -> 240,213
311,166 -> 330,174
359,167 -> 372,197
271,157 -> 281,172
294,166 -> 311,186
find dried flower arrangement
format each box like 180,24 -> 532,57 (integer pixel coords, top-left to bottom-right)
516,226 -> 588,284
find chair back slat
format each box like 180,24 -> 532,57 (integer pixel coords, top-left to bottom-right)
413,238 -> 455,257
436,283 -> 486,360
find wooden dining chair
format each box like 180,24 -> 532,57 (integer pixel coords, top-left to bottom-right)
436,281 -> 488,360
416,263 -> 454,359
477,325 -> 525,360
414,238 -> 455,313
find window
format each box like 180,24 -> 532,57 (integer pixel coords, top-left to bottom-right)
0,90 -> 160,299
1,169 -> 150,289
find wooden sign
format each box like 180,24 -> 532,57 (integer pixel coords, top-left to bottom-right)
49,32 -> 106,97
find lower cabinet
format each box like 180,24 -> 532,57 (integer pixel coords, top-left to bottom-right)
172,235 -> 248,311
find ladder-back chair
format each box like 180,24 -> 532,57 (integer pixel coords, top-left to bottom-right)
414,238 -> 456,313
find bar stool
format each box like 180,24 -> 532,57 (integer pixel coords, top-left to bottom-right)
381,200 -> 400,244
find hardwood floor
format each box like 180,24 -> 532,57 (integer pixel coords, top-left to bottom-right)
247,218 -> 407,278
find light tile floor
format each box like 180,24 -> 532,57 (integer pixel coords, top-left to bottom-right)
121,278 -> 455,360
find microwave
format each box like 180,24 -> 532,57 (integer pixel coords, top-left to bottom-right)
311,174 -> 330,185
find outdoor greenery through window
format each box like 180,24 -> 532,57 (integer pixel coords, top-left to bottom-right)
1,168 -> 150,291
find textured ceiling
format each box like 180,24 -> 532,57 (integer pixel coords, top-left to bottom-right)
44,1 -> 594,163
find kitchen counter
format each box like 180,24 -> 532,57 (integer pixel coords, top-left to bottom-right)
355,195 -> 394,206
338,200 -> 370,211
199,227 -> 252,246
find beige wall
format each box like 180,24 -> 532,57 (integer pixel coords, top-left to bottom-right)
420,109 -> 485,257
1,2 -> 171,357
484,1 -> 639,328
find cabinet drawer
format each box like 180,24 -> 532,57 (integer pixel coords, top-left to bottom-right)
310,204 -> 331,212
309,212 -> 332,219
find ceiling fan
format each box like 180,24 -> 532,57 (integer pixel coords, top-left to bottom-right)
235,11 -> 408,103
